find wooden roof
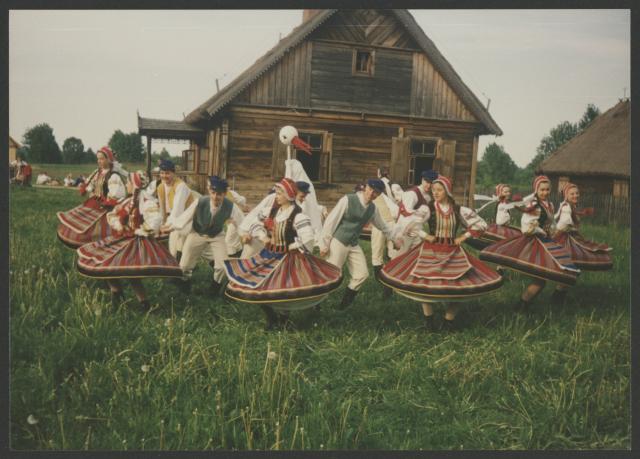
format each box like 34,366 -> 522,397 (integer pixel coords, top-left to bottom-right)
538,99 -> 629,179
138,116 -> 205,140
9,135 -> 21,148
184,9 -> 502,135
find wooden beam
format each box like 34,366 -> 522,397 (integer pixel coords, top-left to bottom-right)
146,136 -> 152,179
220,119 -> 229,179
468,135 -> 479,207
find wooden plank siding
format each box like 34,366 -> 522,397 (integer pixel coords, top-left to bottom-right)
208,106 -> 480,206
310,41 -> 413,115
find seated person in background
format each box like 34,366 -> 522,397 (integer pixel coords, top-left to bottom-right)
73,175 -> 86,187
36,171 -> 52,185
64,174 -> 74,187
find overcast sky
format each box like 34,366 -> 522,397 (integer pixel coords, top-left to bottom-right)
9,9 -> 630,167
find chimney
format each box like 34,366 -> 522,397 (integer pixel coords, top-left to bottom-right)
302,10 -> 321,23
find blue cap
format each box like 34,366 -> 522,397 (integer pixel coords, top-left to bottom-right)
208,175 -> 228,192
295,181 -> 310,194
421,169 -> 438,182
159,159 -> 175,172
367,178 -> 385,193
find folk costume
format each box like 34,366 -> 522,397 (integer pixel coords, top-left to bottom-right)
466,183 -> 523,250
178,176 -> 245,294
378,175 -> 503,331
553,183 -> 612,270
57,146 -> 127,249
320,179 -> 396,308
224,189 -> 248,257
399,169 -> 438,215
156,159 -> 197,259
76,172 -> 181,310
224,178 -> 342,329
479,176 -> 580,311
370,174 -> 400,298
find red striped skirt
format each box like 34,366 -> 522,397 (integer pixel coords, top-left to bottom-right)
224,248 -> 343,309
480,234 -> 580,285
57,198 -> 112,249
554,231 -> 613,271
465,223 -> 522,250
77,235 -> 182,279
378,241 -> 503,302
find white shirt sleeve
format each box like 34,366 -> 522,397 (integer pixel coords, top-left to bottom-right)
401,190 -> 418,211
495,202 -> 511,226
319,195 -> 348,251
459,206 -> 488,236
555,203 -> 574,232
107,173 -> 127,200
290,212 -> 315,251
239,194 -> 274,236
166,182 -> 191,226
520,205 -> 546,236
228,189 -> 247,208
140,196 -> 163,235
370,206 -> 395,240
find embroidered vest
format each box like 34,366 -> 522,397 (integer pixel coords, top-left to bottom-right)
268,204 -> 302,248
192,196 -> 233,237
157,179 -> 195,222
334,194 -> 376,247
409,186 -> 429,210
427,201 -> 463,240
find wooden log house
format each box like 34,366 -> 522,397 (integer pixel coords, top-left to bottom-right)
138,9 -> 502,206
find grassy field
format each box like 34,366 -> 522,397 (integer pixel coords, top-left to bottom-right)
28,163 -> 148,182
10,186 -> 630,450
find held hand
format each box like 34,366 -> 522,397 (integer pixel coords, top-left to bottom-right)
160,224 -> 172,234
240,234 -> 252,244
79,184 -> 87,196
319,247 -> 329,257
393,238 -> 402,250
453,235 -> 466,246
260,236 -> 271,245
423,234 -> 436,243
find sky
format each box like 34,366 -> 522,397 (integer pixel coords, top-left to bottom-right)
9,9 -> 630,167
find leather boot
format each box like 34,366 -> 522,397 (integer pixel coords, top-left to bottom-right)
441,317 -> 458,333
210,279 -> 222,296
176,251 -> 182,263
423,314 -> 435,332
514,299 -> 530,313
111,290 -> 124,308
374,265 -> 392,298
261,305 -> 279,331
339,288 -> 358,310
550,289 -> 568,305
139,299 -> 152,311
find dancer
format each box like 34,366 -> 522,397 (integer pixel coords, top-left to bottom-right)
550,182 -> 613,303
319,178 -> 399,308
224,178 -> 342,330
178,176 -> 245,294
76,171 -> 182,310
399,169 -> 438,215
378,175 -> 503,331
480,175 -> 580,312
57,146 -> 127,248
225,187 -> 249,258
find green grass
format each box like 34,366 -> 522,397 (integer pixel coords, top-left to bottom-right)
29,163 -> 148,183
10,186 -> 630,450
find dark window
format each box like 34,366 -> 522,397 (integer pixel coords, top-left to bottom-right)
296,132 -> 323,181
411,140 -> 437,156
198,148 -> 209,174
183,149 -> 195,172
353,50 -> 374,76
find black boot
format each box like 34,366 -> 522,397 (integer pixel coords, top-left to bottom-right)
278,312 -> 292,330
441,317 -> 458,333
231,250 -> 243,258
374,266 -> 392,299
177,279 -> 192,294
210,279 -> 222,296
139,299 -> 152,311
261,305 -> 279,331
111,290 -> 124,308
514,299 -> 531,313
339,288 -> 358,310
176,251 -> 182,263
496,266 -> 505,277
550,289 -> 568,305
423,314 -> 435,332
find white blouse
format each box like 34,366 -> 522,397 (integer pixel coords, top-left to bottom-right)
250,204 -> 315,252
554,202 -> 576,232
521,200 -> 556,236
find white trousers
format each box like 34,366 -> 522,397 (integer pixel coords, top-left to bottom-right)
370,226 -> 394,266
225,224 -> 243,256
326,238 -> 369,291
180,231 -> 228,283
168,231 -> 188,258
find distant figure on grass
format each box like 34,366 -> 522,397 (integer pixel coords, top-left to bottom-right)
378,175 -> 503,332
551,182 -> 613,303
10,153 -> 32,186
156,159 -> 198,261
64,173 -> 75,187
56,146 -> 128,249
480,175 -> 580,312
319,178 -> 400,309
176,176 -> 244,296
76,171 -> 182,310
225,178 -> 342,330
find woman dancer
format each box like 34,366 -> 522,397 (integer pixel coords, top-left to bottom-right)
77,171 -> 182,309
480,175 -> 580,311
224,178 -> 342,330
550,182 -> 612,303
378,175 -> 503,331
57,146 -> 127,248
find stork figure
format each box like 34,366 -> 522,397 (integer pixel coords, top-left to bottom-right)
278,125 -> 312,160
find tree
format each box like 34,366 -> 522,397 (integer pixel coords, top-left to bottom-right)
84,147 -> 95,163
476,143 -> 519,189
578,103 -> 601,130
21,123 -> 62,163
62,137 -> 85,164
108,130 -> 144,163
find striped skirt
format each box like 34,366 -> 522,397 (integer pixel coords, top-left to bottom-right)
378,241 -> 503,302
465,223 -> 522,250
77,235 -> 182,279
57,198 -> 113,249
554,231 -> 613,271
479,234 -> 580,285
224,247 -> 343,310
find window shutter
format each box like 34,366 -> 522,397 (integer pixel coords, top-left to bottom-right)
434,140 -> 456,178
271,128 -> 288,179
321,132 -> 333,184
391,137 -> 411,186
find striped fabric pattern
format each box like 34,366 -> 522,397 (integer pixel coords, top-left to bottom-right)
57,198 -> 107,234
57,215 -> 114,249
224,250 -> 343,303
411,243 -> 472,280
466,223 -> 521,250
379,242 -> 502,299
554,232 -> 613,271
77,236 -> 182,279
480,234 -> 580,285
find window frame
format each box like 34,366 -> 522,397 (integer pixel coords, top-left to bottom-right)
352,48 -> 375,77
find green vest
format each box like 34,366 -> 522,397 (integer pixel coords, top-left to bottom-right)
192,196 -> 233,238
334,193 -> 376,247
